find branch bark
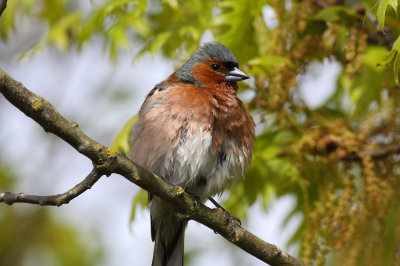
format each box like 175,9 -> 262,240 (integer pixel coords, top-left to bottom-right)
0,69 -> 307,266
1,168 -> 102,206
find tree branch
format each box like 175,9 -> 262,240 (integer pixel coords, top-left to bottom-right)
0,167 -> 102,206
340,143 -> 400,161
0,69 -> 307,266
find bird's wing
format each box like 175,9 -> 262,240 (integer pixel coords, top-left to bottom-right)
129,87 -> 182,177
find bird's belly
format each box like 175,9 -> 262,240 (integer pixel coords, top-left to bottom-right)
159,127 -> 248,199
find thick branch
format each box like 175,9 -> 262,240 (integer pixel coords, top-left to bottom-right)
0,168 -> 102,206
0,69 -> 307,266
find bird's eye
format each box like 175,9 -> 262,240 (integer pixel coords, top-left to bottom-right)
210,64 -> 220,71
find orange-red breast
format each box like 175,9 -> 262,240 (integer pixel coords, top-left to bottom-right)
129,42 -> 255,266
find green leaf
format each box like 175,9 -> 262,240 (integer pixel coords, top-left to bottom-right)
0,0 -> 18,39
47,12 -> 82,51
377,36 -> 400,83
350,47 -> 387,116
214,0 -> 267,62
107,26 -> 130,60
162,0 -> 179,9
313,6 -> 360,24
129,189 -> 148,226
248,56 -> 293,75
377,48 -> 397,66
237,129 -> 299,207
363,46 -> 389,69
135,31 -> 172,60
111,114 -> 138,154
377,0 -> 398,30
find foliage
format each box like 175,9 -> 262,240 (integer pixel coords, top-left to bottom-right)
377,0 -> 398,29
3,0 -> 400,265
111,114 -> 138,153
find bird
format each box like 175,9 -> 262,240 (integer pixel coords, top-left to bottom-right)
129,42 -> 255,266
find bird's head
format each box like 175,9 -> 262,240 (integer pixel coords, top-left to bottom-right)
176,42 -> 249,88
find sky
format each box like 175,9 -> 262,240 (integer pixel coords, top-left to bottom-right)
0,7 -> 341,266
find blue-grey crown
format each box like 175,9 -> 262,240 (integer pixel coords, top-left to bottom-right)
176,42 -> 238,86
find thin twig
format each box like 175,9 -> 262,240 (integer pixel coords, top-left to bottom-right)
0,168 -> 102,206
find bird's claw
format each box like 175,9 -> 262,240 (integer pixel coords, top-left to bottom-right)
208,197 -> 241,238
219,208 -> 240,238
188,194 -> 201,210
224,210 -> 241,226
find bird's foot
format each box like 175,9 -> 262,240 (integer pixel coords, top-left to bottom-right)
188,194 -> 201,210
208,197 -> 241,238
208,197 -> 241,225
222,208 -> 241,240
175,193 -> 201,221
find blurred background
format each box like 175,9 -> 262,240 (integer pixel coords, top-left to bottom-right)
1,0 -> 400,265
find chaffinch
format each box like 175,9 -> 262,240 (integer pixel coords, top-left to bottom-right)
129,42 -> 255,266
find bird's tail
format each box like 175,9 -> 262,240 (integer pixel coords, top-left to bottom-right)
151,221 -> 186,266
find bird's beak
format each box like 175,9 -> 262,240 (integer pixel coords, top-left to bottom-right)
224,67 -> 249,82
